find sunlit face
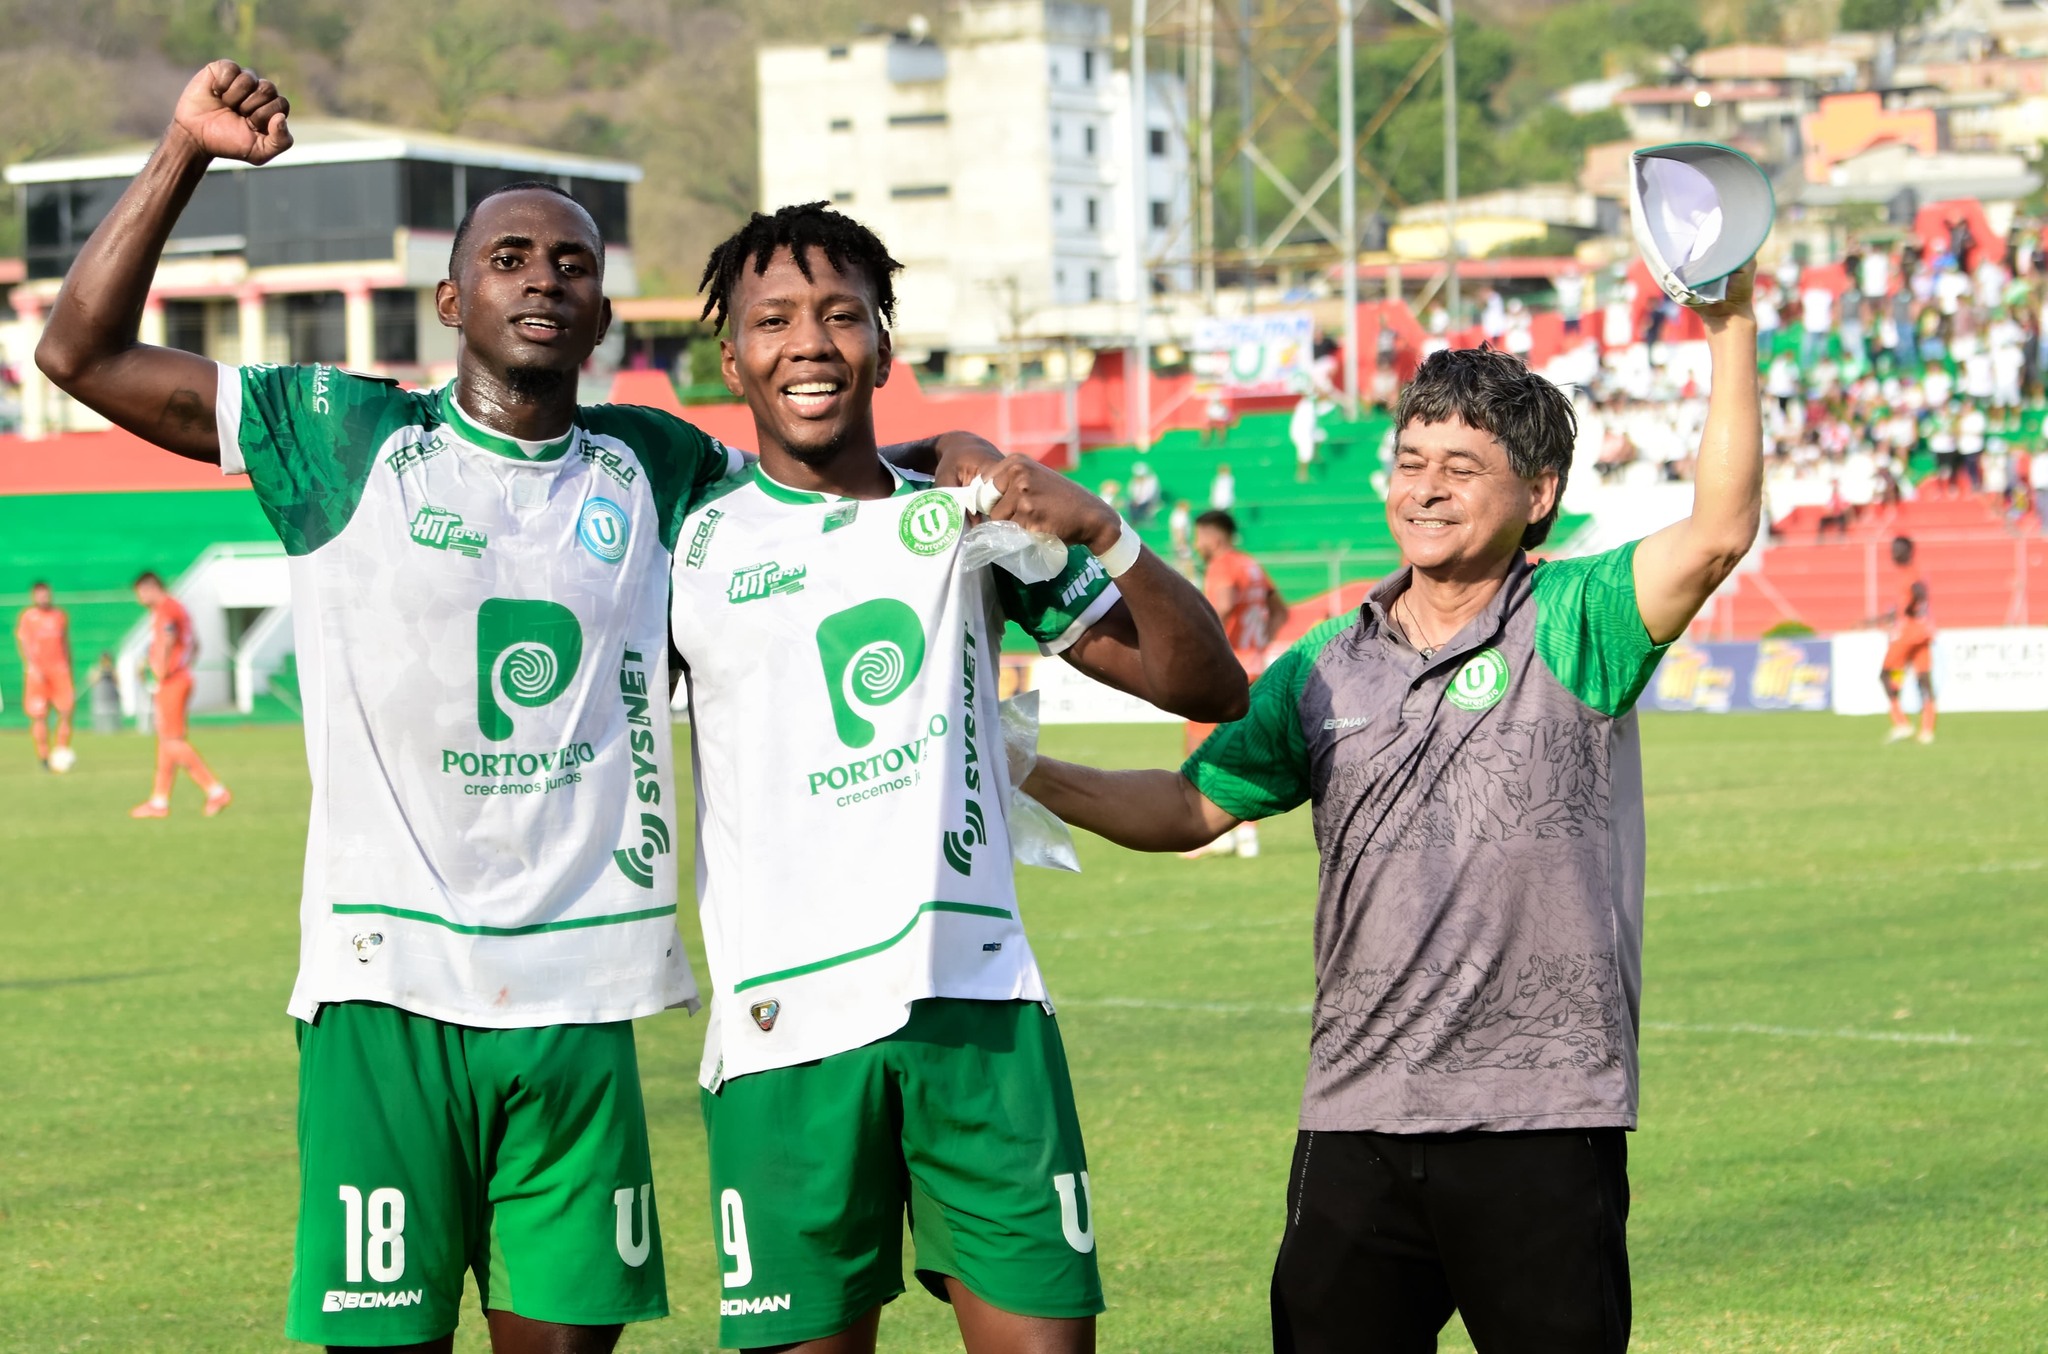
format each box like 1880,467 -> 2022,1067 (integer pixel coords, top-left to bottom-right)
1193,523 -> 1230,561
437,190 -> 610,377
30,585 -> 51,609
722,245 -> 891,464
1386,414 -> 1557,575
133,579 -> 164,607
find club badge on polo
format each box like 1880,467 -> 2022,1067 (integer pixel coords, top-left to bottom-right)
1629,142 -> 1774,306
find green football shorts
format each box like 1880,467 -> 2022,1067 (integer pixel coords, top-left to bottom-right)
286,1001 -> 666,1346
701,997 -> 1104,1348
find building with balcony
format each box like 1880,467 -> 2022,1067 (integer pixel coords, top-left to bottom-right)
5,121 -> 639,438
756,0 -> 1192,368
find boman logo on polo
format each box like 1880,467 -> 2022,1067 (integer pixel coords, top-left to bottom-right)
1445,648 -> 1511,712
576,497 -> 630,563
897,489 -> 963,557
476,598 -> 584,741
815,599 -> 927,748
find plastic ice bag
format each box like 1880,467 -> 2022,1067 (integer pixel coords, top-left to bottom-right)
956,477 -> 1069,583
1000,690 -> 1079,872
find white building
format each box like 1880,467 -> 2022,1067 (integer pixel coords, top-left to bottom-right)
5,121 -> 639,438
756,1 -> 1191,365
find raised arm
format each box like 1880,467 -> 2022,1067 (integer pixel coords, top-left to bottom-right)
1630,260 -> 1763,643
1023,758 -> 1238,853
981,454 -> 1249,722
34,61 -> 292,463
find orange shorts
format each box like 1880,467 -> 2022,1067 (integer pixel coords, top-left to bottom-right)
23,668 -> 75,719
1883,639 -> 1932,674
154,669 -> 194,740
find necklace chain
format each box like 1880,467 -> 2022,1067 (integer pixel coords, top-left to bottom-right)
1400,592 -> 1443,658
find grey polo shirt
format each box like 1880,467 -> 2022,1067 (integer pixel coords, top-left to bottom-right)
1183,544 -> 1670,1133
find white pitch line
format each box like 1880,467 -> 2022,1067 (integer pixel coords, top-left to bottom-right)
1039,916 -> 1300,943
1646,858 -> 2046,899
1057,1000 -> 2036,1048
1060,996 -> 1312,1016
1642,1020 -> 2037,1049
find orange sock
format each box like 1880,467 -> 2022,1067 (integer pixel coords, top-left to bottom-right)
1920,701 -> 1937,736
31,721 -> 50,761
175,742 -> 220,793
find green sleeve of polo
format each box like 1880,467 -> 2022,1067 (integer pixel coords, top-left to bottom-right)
581,405 -> 745,552
233,364 -> 414,556
1529,541 -> 1670,717
1180,614 -> 1350,820
995,545 -> 1118,654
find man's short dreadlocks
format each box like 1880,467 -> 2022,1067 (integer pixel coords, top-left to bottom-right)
698,202 -> 903,334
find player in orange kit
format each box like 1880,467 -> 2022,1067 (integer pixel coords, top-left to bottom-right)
1184,510 -> 1290,856
1880,535 -> 1936,745
131,571 -> 230,817
16,581 -> 76,771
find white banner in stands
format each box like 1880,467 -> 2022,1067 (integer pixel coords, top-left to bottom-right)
1001,657 -> 1180,724
1831,628 -> 2048,715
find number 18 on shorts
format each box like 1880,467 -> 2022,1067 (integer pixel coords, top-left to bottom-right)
287,1002 -> 669,1345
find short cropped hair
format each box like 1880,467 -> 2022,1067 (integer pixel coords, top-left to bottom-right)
448,180 -> 601,280
1395,347 -> 1577,549
133,570 -> 163,588
1194,510 -> 1238,537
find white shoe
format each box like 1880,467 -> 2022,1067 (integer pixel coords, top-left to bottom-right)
1232,823 -> 1261,858
1916,729 -> 1935,745
1885,725 -> 1913,744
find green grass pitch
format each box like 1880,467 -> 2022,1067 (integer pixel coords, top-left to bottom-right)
3,714 -> 2045,1352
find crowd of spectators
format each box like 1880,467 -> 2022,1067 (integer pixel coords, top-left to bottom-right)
1539,226 -> 2048,533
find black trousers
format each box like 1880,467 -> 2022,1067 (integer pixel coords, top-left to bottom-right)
1271,1128 -> 1631,1354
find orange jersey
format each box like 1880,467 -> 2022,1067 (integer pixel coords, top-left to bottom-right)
1204,547 -> 1279,668
16,605 -> 69,675
1891,572 -> 1932,646
149,597 -> 195,679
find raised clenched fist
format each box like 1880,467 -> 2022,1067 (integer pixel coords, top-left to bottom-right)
170,60 -> 292,166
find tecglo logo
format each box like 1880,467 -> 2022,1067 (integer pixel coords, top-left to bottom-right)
815,599 -> 927,748
476,598 -> 584,741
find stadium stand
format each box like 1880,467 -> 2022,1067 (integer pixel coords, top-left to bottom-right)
1707,495 -> 2048,636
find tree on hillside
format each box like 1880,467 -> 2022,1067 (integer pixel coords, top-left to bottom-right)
342,0 -> 563,134
1622,0 -> 1707,54
1838,0 -> 1940,37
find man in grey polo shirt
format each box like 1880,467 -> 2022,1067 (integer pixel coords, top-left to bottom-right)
1025,267 -> 1761,1352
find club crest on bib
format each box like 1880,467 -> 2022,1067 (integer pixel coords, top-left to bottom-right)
898,489 -> 962,557
577,497 -> 630,563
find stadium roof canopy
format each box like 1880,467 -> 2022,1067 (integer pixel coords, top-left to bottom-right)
4,120 -> 640,186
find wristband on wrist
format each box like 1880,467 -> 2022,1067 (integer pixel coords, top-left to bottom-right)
1093,516 -> 1142,577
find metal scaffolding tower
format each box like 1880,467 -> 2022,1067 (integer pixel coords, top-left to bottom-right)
1126,0 -> 1458,443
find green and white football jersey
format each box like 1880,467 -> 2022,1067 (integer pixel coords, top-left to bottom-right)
671,465 -> 1120,1088
215,363 -> 743,1028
